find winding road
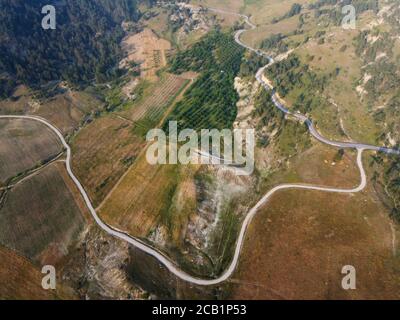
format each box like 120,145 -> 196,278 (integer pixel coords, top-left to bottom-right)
1,7 -> 399,286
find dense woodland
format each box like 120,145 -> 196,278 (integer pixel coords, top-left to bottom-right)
0,0 -> 141,97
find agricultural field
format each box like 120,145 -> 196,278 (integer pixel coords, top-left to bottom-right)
71,72 -> 192,207
71,115 -> 146,206
119,73 -> 190,126
120,28 -> 172,82
1,0 -> 400,301
166,30 -> 245,131
98,151 -> 182,238
0,118 -> 62,184
0,163 -> 86,264
0,245 -> 73,300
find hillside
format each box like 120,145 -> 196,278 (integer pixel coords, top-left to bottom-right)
0,0 -> 400,301
0,0 -> 140,96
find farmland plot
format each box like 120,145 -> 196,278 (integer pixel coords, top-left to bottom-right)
0,118 -> 62,184
0,245 -> 69,299
71,116 -> 146,206
33,90 -> 103,135
120,28 -> 171,81
0,163 -> 86,262
98,151 -> 180,238
120,73 -> 189,125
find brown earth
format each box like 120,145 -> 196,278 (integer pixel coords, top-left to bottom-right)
0,245 -> 75,300
0,163 -> 86,264
0,118 -> 62,184
120,28 -> 171,82
230,150 -> 400,300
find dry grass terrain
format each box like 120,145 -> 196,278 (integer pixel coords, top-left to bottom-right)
0,85 -> 34,114
98,151 -> 180,238
295,14 -> 381,144
243,0 -> 311,24
291,144 -> 359,188
192,0 -> 244,13
71,73 -> 192,207
0,85 -> 102,136
0,118 -> 62,184
33,90 -> 103,135
230,148 -> 400,299
71,115 -> 146,206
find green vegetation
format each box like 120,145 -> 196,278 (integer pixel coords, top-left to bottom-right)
266,54 -> 332,114
333,149 -> 345,162
386,161 -> 400,222
0,79 -> 17,99
272,3 -> 302,24
239,52 -> 270,78
260,33 -> 288,54
0,0 -> 141,95
165,30 -> 245,131
311,0 -> 379,25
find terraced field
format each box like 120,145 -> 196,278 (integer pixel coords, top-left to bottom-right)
120,73 -> 189,125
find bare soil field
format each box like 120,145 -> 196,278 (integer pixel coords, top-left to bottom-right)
71,115 -> 146,206
0,245 -> 73,299
120,28 -> 171,81
0,118 -> 62,184
0,163 -> 86,264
